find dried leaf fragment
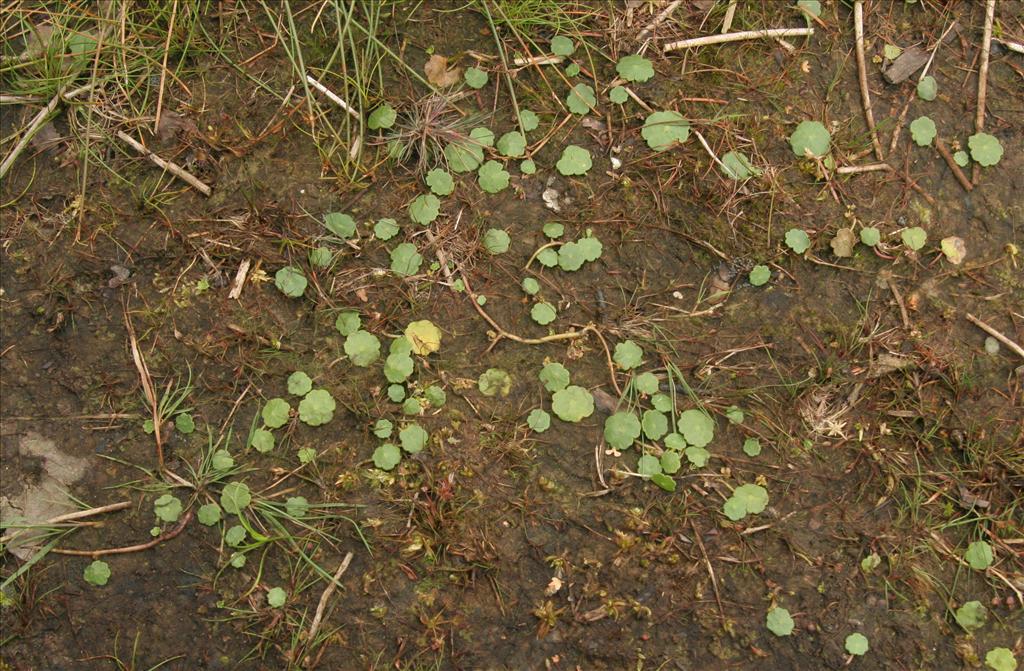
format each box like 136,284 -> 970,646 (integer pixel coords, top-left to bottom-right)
425,54 -> 461,87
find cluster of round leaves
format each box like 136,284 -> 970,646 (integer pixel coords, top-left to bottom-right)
250,371 -> 336,460
531,230 -> 603,275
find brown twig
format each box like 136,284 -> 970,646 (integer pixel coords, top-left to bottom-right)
973,0 -> 996,185
0,83 -> 94,179
934,137 -> 974,192
304,552 -> 354,654
637,0 -> 683,45
966,313 -> 1024,359
885,275 -> 912,330
51,510 -> 193,557
854,1 -> 884,161
690,519 -> 726,624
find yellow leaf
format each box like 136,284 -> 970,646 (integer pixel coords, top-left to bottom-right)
405,320 -> 442,355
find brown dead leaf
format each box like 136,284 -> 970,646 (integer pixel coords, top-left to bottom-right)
155,110 -> 198,142
830,227 -> 856,258
424,54 -> 461,87
957,486 -> 990,510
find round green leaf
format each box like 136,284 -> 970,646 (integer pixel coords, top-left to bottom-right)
483,228 -> 511,254
390,242 -> 423,276
402,397 -> 422,415
536,248 -> 559,267
384,352 -> 414,383
409,194 -> 441,225
519,109 -> 540,132
368,103 -> 396,130
373,218 -> 400,240
522,277 -> 540,295
723,483 -> 768,521
287,371 -> 313,396
174,412 -> 195,434
539,362 -> 570,392
720,150 -> 761,180
609,86 -> 628,104
531,302 -> 557,325
660,451 -> 681,474
373,419 -> 393,439
464,67 -> 488,89
324,212 -> 356,237
266,587 -> 287,608
910,116 -> 936,146
965,540 -> 993,570
274,266 -> 307,298
985,648 -> 1017,671
968,132 -> 1003,166
478,160 -> 510,193
373,443 -> 401,470
604,411 -> 641,449
789,120 -> 831,158
527,408 -> 551,433
953,150 -> 969,167
444,139 -> 484,173
616,54 -> 654,83
387,384 -> 406,402
566,83 -> 596,115
154,494 -> 182,522
225,524 -> 246,547
844,633 -> 869,656
679,409 -> 714,447
335,311 -> 361,336
298,389 -> 336,426
550,36 -> 575,56
309,246 -> 332,268
637,454 -> 662,476
766,607 -> 794,636
399,423 -> 428,454
197,503 -> 221,526
220,482 -> 252,515
520,159 -> 536,174
84,560 -> 111,586
344,330 -> 381,367
686,445 -> 710,467
748,265 -> 771,286
901,227 -> 927,251
551,385 -> 594,422
423,385 -> 446,408
425,168 -> 454,196
261,398 -> 291,428
785,228 -> 811,253
742,437 -> 762,457
613,340 -> 643,370
497,131 -> 527,157
557,241 -> 586,271
556,146 -> 592,176
860,226 -> 881,247
641,410 -> 668,440
285,496 -> 309,518
211,449 -> 234,470
955,600 -> 988,632
916,76 -> 937,101
642,111 -> 690,151
250,429 -> 275,453
633,372 -> 659,395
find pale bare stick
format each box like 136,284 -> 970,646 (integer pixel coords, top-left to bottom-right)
854,1 -> 884,161
512,54 -> 564,67
228,258 -> 251,299
663,28 -> 813,53
153,0 -> 179,134
0,502 -> 131,544
720,0 -> 738,34
836,162 -> 891,175
305,74 -> 360,120
0,83 -> 94,179
638,0 -> 683,44
973,0 -> 997,184
692,129 -> 730,173
919,20 -> 957,82
966,313 -> 1024,359
305,552 -> 354,647
115,130 -> 211,196
996,38 -> 1024,54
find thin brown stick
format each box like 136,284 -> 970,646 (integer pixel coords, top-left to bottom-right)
305,552 -> 354,651
966,313 -> 1024,359
0,502 -> 131,544
153,0 -> 178,134
115,130 -> 211,196
690,518 -> 726,623
885,276 -> 911,330
854,1 -> 884,161
663,28 -> 813,53
974,0 -> 996,184
934,137 -> 974,192
51,510 -> 193,558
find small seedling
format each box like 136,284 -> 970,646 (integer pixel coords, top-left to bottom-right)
220,482 -> 252,515
566,83 -> 596,115
613,341 -> 643,369
531,302 -> 557,325
324,212 -> 356,237
723,483 -> 768,520
368,104 -> 396,130
298,389 -> 336,426
789,121 -> 830,157
605,412 -> 641,450
910,116 -> 936,146
844,633 -> 869,656
84,560 -> 111,586
556,145 -> 592,176
964,540 -> 993,570
766,607 -> 794,636
274,267 -> 307,298
955,600 -> 988,632
390,243 -> 423,276
967,132 -> 1003,166
616,55 -> 654,82
483,228 -> 511,253
409,194 -> 441,225
527,409 -> 551,432
478,160 -> 510,193
464,67 -> 487,89
550,36 -> 575,56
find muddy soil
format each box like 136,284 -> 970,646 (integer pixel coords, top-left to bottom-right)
2,2 -> 1022,670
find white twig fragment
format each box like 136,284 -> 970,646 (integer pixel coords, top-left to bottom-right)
663,28 -> 814,53
228,259 -> 251,300
115,130 -> 211,196
637,0 -> 683,44
305,74 -> 360,120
